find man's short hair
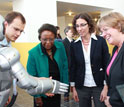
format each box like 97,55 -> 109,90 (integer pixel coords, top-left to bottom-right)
64,26 -> 72,35
5,11 -> 26,24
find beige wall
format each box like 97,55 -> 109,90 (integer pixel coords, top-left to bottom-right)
57,16 -> 73,39
57,16 -> 66,39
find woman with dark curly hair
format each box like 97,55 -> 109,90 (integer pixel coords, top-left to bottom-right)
70,13 -> 110,107
27,23 -> 69,107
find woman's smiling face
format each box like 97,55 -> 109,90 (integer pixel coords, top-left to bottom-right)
100,26 -> 120,45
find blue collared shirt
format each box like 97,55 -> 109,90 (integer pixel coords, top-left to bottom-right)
0,37 -> 11,47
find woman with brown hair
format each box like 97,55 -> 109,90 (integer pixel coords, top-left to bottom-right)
70,13 -> 110,107
98,12 -> 124,107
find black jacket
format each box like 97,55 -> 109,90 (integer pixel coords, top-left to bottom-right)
106,43 -> 124,107
63,37 -> 71,69
70,35 -> 110,88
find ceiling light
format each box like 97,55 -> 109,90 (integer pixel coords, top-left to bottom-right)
94,18 -> 98,22
66,11 -> 74,16
68,23 -> 72,26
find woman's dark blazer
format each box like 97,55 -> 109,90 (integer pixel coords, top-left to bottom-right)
106,43 -> 124,107
70,35 -> 110,89
63,37 -> 71,70
27,41 -> 69,98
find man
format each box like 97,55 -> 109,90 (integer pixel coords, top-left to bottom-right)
0,11 -> 26,107
63,26 -> 73,101
0,11 -> 68,107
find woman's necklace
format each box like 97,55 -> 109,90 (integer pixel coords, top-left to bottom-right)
82,40 -> 90,45
82,39 -> 90,52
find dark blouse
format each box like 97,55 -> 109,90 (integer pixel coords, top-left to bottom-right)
41,43 -> 60,81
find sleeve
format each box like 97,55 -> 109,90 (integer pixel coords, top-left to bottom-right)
102,38 -> 110,72
26,51 -> 43,98
109,89 -> 123,106
27,51 -> 37,76
61,43 -> 69,84
109,47 -> 124,106
116,84 -> 124,103
70,42 -> 76,86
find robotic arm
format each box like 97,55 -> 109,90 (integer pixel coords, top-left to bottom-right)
0,47 -> 68,95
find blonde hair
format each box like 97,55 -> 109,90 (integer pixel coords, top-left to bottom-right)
98,12 -> 124,34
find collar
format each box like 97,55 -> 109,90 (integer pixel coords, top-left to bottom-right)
74,33 -> 98,43
40,42 -> 56,56
38,41 -> 63,55
0,37 -> 11,47
41,43 -> 56,55
67,36 -> 73,42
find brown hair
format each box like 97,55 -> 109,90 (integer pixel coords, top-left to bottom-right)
5,11 -> 26,24
64,26 -> 72,35
72,13 -> 95,35
98,12 -> 124,34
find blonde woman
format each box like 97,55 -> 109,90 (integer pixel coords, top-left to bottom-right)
98,12 -> 124,107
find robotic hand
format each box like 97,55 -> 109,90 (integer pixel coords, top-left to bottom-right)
52,80 -> 68,94
27,79 -> 68,95
0,47 -> 68,95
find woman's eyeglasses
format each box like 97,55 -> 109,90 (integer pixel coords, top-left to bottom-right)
75,23 -> 88,28
41,38 -> 54,42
